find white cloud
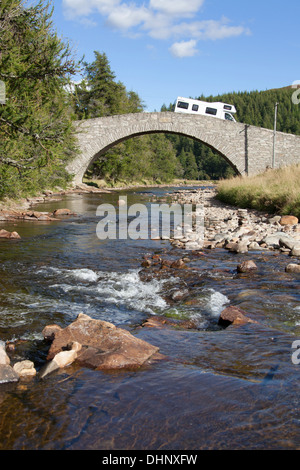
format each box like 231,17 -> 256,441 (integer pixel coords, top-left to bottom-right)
169,39 -> 199,58
62,0 -> 250,57
196,18 -> 250,40
149,0 -> 205,16
63,0 -> 121,19
166,18 -> 250,42
106,4 -> 151,31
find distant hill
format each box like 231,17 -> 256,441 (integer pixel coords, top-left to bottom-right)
269,84 -> 300,91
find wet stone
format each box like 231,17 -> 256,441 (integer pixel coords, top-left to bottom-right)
0,365 -> 19,384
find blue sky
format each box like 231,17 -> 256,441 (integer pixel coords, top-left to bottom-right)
51,0 -> 300,112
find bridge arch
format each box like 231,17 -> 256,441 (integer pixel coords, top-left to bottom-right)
85,129 -> 239,179
67,112 -> 300,185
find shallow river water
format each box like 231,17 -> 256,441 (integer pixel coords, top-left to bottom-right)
0,187 -> 299,450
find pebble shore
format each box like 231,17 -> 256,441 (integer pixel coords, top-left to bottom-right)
161,187 -> 300,262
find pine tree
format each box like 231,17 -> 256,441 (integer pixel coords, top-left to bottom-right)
74,51 -> 144,119
0,0 -> 80,198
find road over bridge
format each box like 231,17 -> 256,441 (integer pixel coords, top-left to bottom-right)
67,112 -> 300,185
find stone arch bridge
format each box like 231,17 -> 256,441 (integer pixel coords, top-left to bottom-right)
67,112 -> 300,185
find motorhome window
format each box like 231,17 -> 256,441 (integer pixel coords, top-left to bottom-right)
192,104 -> 199,112
224,105 -> 232,110
177,101 -> 189,109
225,113 -> 234,121
205,107 -> 217,116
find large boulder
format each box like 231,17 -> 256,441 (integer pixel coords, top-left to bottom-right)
43,313 -> 160,370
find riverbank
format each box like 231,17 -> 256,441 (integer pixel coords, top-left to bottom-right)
216,164 -> 300,219
82,177 -> 215,190
1,182 -> 300,262
0,179 -> 214,213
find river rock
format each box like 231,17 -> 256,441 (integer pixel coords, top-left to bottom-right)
170,259 -> 186,269
0,345 -> 10,365
42,324 -> 63,341
0,229 -> 21,239
218,306 -> 257,327
280,215 -> 299,226
171,288 -> 189,301
285,264 -> 300,273
142,315 -> 198,330
13,360 -> 36,378
141,259 -> 152,268
226,241 -> 248,254
263,232 -> 292,248
248,241 -> 263,251
237,260 -> 258,273
279,237 -> 296,251
0,365 -> 19,384
290,245 -> 300,257
52,208 -> 75,216
44,313 -> 160,370
268,215 -> 281,224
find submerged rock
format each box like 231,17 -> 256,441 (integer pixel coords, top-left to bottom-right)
170,259 -> 186,269
237,260 -> 258,273
285,264 -> 300,273
218,306 -> 257,328
52,208 -> 76,216
142,315 -> 198,330
43,313 -> 160,372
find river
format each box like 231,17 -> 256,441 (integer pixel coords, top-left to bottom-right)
0,186 -> 299,450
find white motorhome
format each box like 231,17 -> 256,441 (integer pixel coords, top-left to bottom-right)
174,96 -> 237,122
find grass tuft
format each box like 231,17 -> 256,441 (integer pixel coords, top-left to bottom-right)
216,164 -> 300,218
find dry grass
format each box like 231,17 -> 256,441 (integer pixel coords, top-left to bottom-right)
216,164 -> 300,218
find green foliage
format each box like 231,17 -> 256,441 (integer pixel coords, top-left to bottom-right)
0,0 -> 80,199
88,133 -> 182,184
73,51 -> 144,119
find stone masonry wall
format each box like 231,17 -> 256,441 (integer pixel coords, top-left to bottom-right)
66,112 -> 300,185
